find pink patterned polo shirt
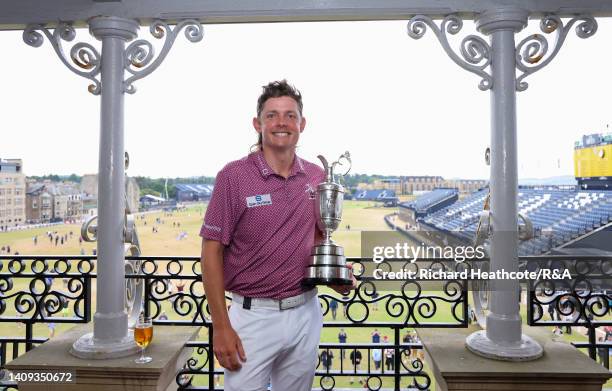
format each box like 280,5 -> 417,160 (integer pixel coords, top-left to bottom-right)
200,150 -> 325,299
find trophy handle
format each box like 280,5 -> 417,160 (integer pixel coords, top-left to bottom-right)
332,151 -> 352,177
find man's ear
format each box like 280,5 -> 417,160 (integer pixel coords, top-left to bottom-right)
300,117 -> 306,133
253,117 -> 262,133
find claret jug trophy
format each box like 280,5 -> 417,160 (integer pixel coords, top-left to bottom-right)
303,151 -> 353,286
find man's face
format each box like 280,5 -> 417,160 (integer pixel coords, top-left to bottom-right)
253,96 -> 306,152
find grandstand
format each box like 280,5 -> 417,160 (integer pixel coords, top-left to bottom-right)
419,188 -> 612,255
353,189 -> 398,206
398,132 -> 612,256
399,188 -> 458,219
175,184 -> 214,201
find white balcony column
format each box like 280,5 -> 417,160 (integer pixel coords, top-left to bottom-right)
71,16 -> 140,359
465,8 -> 543,361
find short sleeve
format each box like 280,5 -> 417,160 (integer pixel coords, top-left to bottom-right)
200,168 -> 238,246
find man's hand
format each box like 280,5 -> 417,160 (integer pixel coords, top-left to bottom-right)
330,263 -> 359,295
213,324 -> 246,371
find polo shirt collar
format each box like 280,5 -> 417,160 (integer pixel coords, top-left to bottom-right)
251,150 -> 305,179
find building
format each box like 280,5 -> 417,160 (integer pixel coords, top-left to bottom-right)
442,178 -> 488,194
82,193 -> 97,218
25,183 -> 53,223
48,182 -> 83,222
0,158 -> 26,230
362,176 -> 486,195
27,181 -> 84,223
80,173 -> 139,213
139,194 -> 166,208
402,176 -> 444,194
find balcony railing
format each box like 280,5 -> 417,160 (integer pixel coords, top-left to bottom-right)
0,255 -> 609,390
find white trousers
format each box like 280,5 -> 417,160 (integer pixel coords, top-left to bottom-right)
224,294 -> 323,391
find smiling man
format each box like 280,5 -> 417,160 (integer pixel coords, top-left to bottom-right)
200,80 -> 351,391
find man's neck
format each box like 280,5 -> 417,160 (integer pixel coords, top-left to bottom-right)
262,147 -> 295,178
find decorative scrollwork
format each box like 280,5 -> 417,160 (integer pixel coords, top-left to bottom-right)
528,257 -> 611,326
407,14 -> 493,91
23,23 -> 102,95
124,20 -> 204,94
515,15 -> 597,91
0,257 -> 92,323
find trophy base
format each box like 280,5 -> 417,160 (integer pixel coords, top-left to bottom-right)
303,250 -> 352,287
302,276 -> 352,287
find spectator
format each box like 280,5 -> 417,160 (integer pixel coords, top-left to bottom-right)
372,349 -> 382,371
547,302 -> 556,321
61,299 -> 69,317
598,336 -> 609,368
384,347 -> 394,371
349,349 -> 362,384
563,314 -> 572,335
371,329 -> 381,343
403,332 -> 412,344
605,326 -> 612,341
320,350 -> 333,370
468,304 -> 477,324
338,328 -> 347,359
329,298 -> 338,320
371,291 -> 379,311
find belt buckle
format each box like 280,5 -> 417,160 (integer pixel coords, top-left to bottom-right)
279,296 -> 296,310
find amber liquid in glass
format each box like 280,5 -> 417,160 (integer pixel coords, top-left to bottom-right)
134,326 -> 153,348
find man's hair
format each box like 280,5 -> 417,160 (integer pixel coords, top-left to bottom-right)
252,80 -> 303,152
256,79 -> 303,118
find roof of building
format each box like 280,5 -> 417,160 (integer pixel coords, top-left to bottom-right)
26,183 -> 46,195
354,189 -> 397,200
140,194 -> 166,202
175,184 -> 214,194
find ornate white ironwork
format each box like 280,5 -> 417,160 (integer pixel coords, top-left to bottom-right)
124,19 -> 204,94
407,15 -> 493,91
23,19 -> 203,95
23,22 -> 102,95
515,15 -> 597,91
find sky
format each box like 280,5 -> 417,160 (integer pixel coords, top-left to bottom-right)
1,18 -> 611,180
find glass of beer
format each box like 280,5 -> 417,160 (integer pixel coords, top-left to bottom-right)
134,316 -> 153,363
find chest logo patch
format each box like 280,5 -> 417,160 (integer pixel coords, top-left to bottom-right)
305,183 -> 316,200
246,194 -> 272,208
